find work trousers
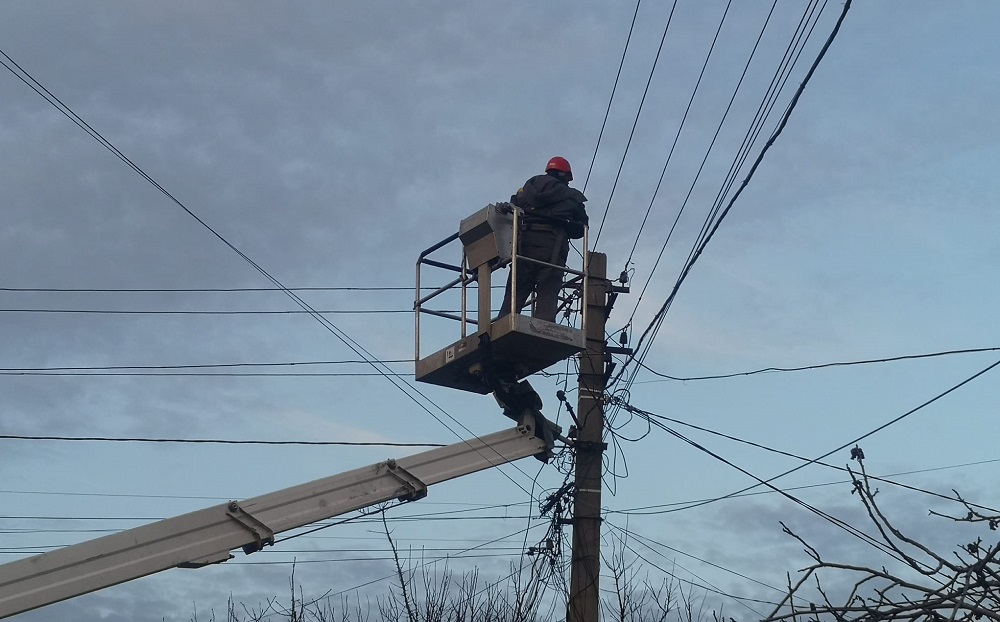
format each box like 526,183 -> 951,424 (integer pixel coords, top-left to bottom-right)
498,229 -> 569,323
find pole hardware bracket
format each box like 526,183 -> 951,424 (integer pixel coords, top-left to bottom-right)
225,501 -> 276,555
573,440 -> 608,452
604,346 -> 633,356
386,459 -> 429,502
558,516 -> 605,526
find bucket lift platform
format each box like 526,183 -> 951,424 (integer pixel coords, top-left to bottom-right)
416,313 -> 584,394
415,204 -> 588,395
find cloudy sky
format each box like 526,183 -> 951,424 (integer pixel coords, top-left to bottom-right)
3,1 -> 1000,620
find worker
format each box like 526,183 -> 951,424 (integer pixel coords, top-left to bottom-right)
498,156 -> 589,323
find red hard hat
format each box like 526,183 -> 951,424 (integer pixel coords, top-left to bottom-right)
545,156 -> 573,180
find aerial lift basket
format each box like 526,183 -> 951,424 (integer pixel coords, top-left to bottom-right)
414,203 -> 588,394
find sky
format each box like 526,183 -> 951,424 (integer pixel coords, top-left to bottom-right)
2,1 -> 1000,620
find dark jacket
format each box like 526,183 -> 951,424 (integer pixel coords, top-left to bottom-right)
511,173 -> 589,239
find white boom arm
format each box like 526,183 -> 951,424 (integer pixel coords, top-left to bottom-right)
0,420 -> 552,619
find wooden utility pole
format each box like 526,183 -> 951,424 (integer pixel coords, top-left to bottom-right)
567,252 -> 608,622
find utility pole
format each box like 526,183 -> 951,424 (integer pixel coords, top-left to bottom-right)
568,252 -> 608,622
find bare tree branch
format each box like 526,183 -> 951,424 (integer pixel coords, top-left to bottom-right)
765,455 -> 1000,622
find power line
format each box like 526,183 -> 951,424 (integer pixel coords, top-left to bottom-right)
0,366 -> 594,381
611,0 -> 850,397
0,434 -> 444,447
227,553 -> 516,565
606,522 -> 781,594
0,361 -> 411,371
0,360 -> 411,372
3,362 -> 416,376
0,286 -> 416,292
0,487 -> 532,511
698,0 -> 827,242
628,0 -> 824,316
623,0 -> 757,271
1,371 -> 412,377
3,502 -> 544,561
613,0 -> 819,354
0,500 -> 534,524
0,308 -> 417,315
591,0 -> 680,250
620,408 -> 911,563
606,2 -> 829,430
0,489 -> 224,501
0,545 -> 521,563
635,346 -> 1000,382
0,514 -> 540,525
231,546 -> 533,555
0,47 -> 539,498
603,523 -> 775,616
325,523 -> 545,597
618,0 -> 827,377
612,457 -> 1000,516
613,354 -> 1000,515
0,528 -> 117,535
9,453 -> 995,542
582,0 -> 642,194
611,399 -> 1000,515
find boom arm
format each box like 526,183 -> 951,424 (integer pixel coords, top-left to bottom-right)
0,418 -> 553,619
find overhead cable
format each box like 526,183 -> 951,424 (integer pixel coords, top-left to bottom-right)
606,521 -> 783,594
612,398 -> 1000,515
623,0 -> 754,271
0,46 -> 538,496
591,0 -> 679,250
0,434 -> 444,447
613,458 -> 1000,516
0,360 -> 411,372
612,0 -> 851,393
623,409 -> 912,563
613,355 -> 1000,515
606,2 -> 830,435
582,0 -> 642,194
636,346 -> 1000,382
622,0 -> 827,362
0,286 -> 415,292
0,308 -> 418,315
605,522 -> 777,614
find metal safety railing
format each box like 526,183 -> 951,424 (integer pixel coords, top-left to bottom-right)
414,208 -> 589,364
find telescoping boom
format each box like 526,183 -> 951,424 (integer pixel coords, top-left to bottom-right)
0,417 -> 555,619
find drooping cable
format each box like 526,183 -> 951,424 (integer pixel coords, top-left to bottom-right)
590,0 -> 680,250
0,434 -> 443,447
606,521 -> 783,594
0,286 -> 416,292
582,0 -> 642,194
630,412 -> 913,564
611,457 -> 1000,515
613,355 -> 1000,517
0,47 -> 540,495
635,346 -> 1000,382
619,0 -> 825,363
604,1 -> 829,437
611,399 -> 1000,515
604,522 -> 776,616
611,0 -> 852,397
623,0 -> 757,271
